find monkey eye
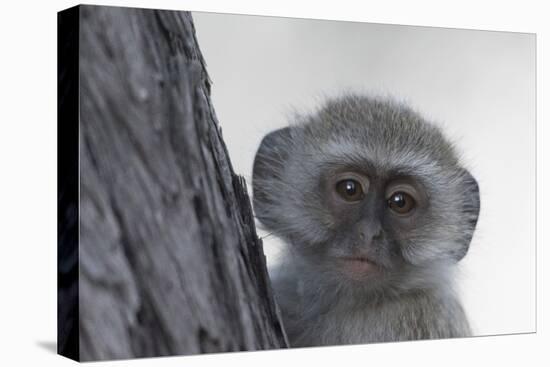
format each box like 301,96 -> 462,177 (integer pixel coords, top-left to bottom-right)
387,192 -> 416,214
335,179 -> 364,202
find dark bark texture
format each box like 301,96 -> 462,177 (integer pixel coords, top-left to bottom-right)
67,5 -> 287,361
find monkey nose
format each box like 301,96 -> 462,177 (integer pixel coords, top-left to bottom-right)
358,227 -> 382,246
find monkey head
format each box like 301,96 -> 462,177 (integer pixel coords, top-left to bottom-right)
252,94 -> 480,295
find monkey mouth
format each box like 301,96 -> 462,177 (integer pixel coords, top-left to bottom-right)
338,256 -> 380,278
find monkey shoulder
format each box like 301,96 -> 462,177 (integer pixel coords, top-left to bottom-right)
378,290 -> 472,340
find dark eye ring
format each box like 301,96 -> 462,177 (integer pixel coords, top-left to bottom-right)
387,192 -> 416,214
335,179 -> 364,202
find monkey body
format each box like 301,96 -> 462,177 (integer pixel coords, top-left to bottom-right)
253,94 -> 479,347
271,254 -> 470,346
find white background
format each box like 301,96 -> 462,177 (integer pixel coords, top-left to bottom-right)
193,12 -> 535,337
0,0 -> 547,366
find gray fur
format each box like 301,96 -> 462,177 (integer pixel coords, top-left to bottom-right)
252,93 -> 480,347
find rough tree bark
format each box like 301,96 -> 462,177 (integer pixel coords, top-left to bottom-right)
58,5 -> 288,361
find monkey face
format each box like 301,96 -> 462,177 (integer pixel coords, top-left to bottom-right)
252,94 -> 480,292
319,169 -> 428,279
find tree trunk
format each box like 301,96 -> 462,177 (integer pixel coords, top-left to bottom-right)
58,5 -> 288,361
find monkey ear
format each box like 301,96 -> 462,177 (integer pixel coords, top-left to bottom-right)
252,127 -> 293,226
453,169 -> 480,261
